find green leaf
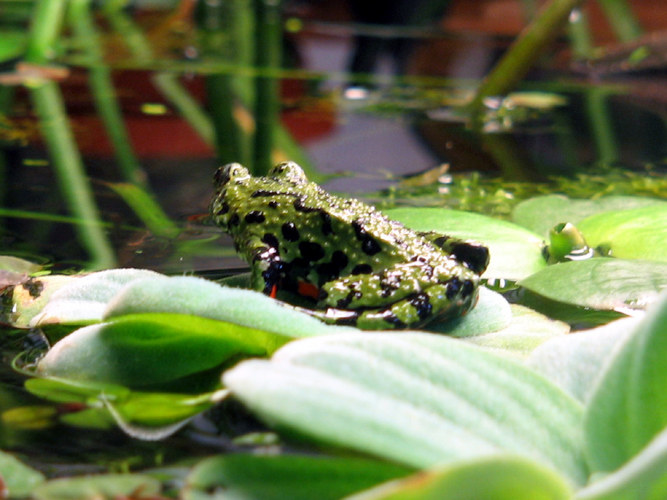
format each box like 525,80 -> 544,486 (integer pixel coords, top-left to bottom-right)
584,292 -> 667,473
104,275 -> 354,337
465,304 -> 569,359
527,317 -> 640,402
0,32 -> 26,62
224,333 -> 588,485
347,455 -> 572,500
36,313 -> 289,388
0,450 -> 45,497
31,474 -> 161,500
512,195 -> 665,238
577,205 -> 667,262
575,426 -> 667,500
427,286 -> 512,337
519,258 -> 667,311
185,454 -> 412,500
387,207 -> 546,280
29,269 -> 163,327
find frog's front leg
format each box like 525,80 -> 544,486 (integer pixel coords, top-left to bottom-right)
236,234 -> 287,297
417,231 -> 490,274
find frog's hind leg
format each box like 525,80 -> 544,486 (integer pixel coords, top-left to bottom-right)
417,231 -> 490,275
304,280 -> 478,330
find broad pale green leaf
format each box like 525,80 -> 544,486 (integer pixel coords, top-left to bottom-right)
577,205 -> 667,262
527,317 -> 640,402
224,333 -> 588,485
465,304 -> 569,359
585,292 -> 667,473
31,474 -> 161,500
29,269 -> 163,327
37,313 -> 288,388
512,195 -> 665,238
386,207 -> 546,280
185,454 -> 411,500
0,450 -> 45,497
347,455 -> 572,500
519,258 -> 667,311
104,275 -> 354,337
427,286 -> 512,337
575,426 -> 667,500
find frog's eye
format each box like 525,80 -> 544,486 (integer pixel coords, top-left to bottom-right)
269,161 -> 308,185
215,163 -> 248,186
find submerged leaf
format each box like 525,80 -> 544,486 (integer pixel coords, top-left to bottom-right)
224,333 -> 588,485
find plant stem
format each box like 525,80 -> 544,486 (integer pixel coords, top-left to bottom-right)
253,0 -> 282,175
596,0 -> 642,42
567,7 -> 594,59
68,0 -> 147,187
29,80 -> 116,269
24,0 -> 115,269
585,88 -> 618,165
469,0 -> 585,112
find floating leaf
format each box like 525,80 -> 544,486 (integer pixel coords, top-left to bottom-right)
185,454 -> 411,500
527,317 -> 640,402
31,474 -> 161,500
224,333 -> 588,485
585,292 -> 667,473
0,450 -> 45,498
427,286 -> 512,337
512,195 -> 665,238
387,207 -> 546,280
348,455 -> 572,500
104,275 -> 353,337
519,258 -> 667,311
575,426 -> 667,500
29,269 -> 163,327
36,313 -> 288,389
577,205 -> 667,262
465,304 -> 569,359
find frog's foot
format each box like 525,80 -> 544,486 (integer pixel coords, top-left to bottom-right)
417,231 -> 490,275
306,279 -> 478,330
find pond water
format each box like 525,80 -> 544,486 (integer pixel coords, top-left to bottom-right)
0,0 -> 666,486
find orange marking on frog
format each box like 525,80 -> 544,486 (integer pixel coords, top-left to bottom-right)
297,280 -> 320,300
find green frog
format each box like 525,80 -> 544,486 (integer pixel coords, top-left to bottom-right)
210,162 -> 489,330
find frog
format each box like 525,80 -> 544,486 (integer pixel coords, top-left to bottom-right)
210,161 -> 490,330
